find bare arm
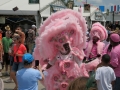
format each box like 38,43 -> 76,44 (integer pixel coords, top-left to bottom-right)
16,50 -> 27,57
38,65 -> 44,81
16,30 -> 25,44
46,57 -> 57,69
46,63 -> 52,69
32,30 -> 36,40
111,81 -> 115,89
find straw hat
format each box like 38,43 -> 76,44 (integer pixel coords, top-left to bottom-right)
5,25 -> 10,30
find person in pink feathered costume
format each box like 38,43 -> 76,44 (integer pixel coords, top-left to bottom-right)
84,22 -> 108,72
33,9 -> 103,90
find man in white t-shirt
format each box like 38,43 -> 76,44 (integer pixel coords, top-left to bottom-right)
95,54 -> 116,90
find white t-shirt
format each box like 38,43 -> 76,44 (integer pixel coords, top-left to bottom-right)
95,66 -> 116,90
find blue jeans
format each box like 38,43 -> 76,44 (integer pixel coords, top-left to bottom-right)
114,77 -> 120,90
12,62 -> 24,72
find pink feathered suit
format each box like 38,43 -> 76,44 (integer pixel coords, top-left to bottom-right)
33,9 -> 107,90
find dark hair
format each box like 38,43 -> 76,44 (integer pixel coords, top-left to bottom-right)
107,44 -> 112,53
16,25 -> 23,31
102,54 -> 110,64
15,35 -> 20,40
106,34 -> 110,42
24,60 -> 32,65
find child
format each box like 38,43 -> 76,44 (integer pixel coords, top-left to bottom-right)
0,41 -> 3,76
95,54 -> 116,90
4,42 -> 14,83
67,77 -> 96,90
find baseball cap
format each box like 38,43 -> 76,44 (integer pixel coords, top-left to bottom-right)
32,25 -> 37,28
23,53 -> 34,63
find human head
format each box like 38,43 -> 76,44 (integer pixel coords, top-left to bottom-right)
68,77 -> 96,90
90,22 -> 108,42
15,25 -> 23,31
101,54 -> 110,64
22,53 -> 34,65
61,43 -> 71,55
32,25 -> 37,30
67,77 -> 88,90
34,9 -> 87,60
13,33 -> 21,44
6,30 -> 12,38
110,33 -> 120,46
92,36 -> 99,44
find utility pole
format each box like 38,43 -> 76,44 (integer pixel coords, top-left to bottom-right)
36,0 -> 41,28
113,11 -> 114,24
86,0 -> 87,4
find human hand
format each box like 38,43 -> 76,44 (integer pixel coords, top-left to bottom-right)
33,64 -> 42,70
43,70 -> 48,76
83,57 -> 86,63
15,30 -> 18,32
97,54 -> 101,57
38,64 -> 42,71
16,53 -> 20,56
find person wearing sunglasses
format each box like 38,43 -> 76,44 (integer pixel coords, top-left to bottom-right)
10,34 -> 27,90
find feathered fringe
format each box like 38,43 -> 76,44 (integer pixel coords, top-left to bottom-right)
34,9 -> 87,60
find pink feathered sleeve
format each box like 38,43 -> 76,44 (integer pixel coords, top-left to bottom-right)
110,51 -> 119,68
102,44 -> 110,55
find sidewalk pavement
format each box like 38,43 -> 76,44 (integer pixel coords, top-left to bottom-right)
1,75 -> 45,90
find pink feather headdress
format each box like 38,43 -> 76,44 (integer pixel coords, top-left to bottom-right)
34,9 -> 87,60
85,22 -> 108,58
90,22 -> 108,41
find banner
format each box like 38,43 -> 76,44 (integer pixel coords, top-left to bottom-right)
111,5 -> 120,12
114,5 -> 116,11
117,5 -> 119,12
111,6 -> 113,12
67,1 -> 74,9
99,6 -> 105,12
0,17 -> 5,24
84,4 -> 90,12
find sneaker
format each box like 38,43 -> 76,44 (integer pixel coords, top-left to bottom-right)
4,72 -> 9,76
0,72 -> 2,77
4,79 -> 12,83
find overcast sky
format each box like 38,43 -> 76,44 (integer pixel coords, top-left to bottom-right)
74,0 -> 119,11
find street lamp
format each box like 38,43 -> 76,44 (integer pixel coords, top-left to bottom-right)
39,0 -> 41,24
